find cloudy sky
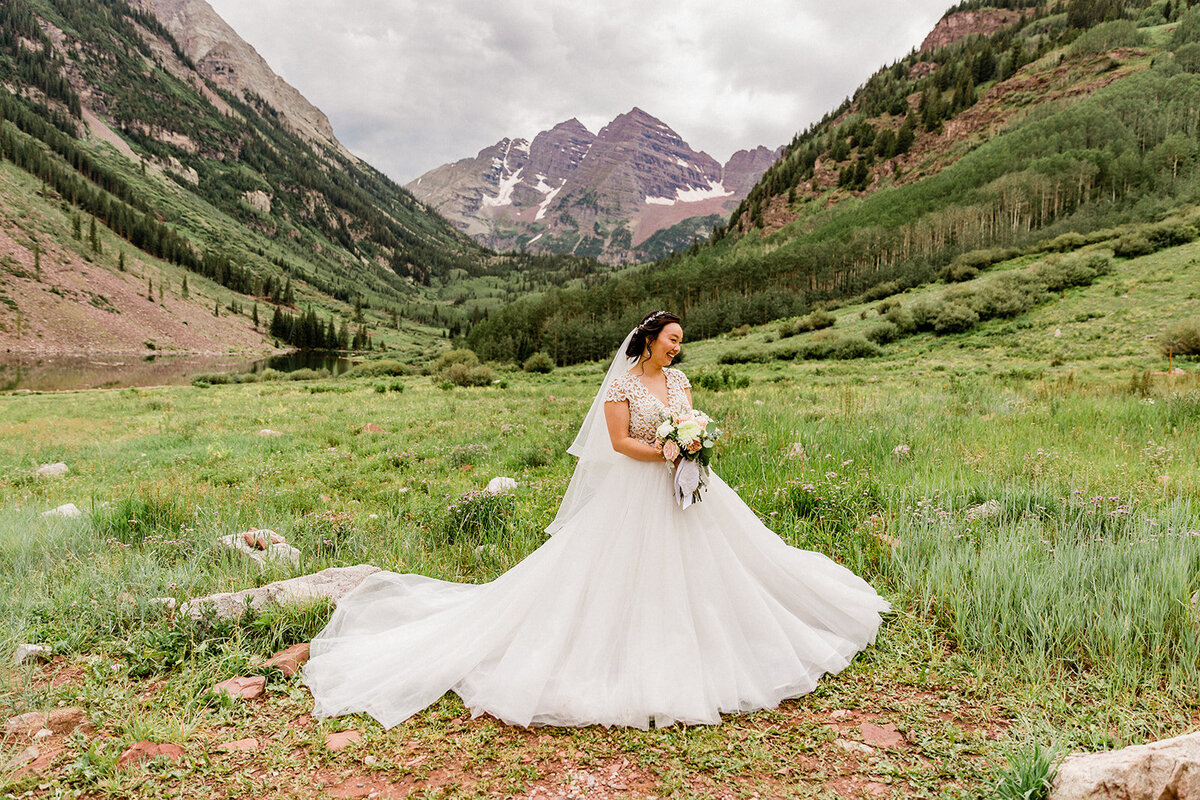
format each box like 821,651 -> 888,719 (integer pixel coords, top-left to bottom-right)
206,0 -> 954,183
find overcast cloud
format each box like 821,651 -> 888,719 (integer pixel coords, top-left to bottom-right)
205,0 -> 954,183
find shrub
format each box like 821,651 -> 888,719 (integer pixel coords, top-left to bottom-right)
728,324 -> 751,337
1176,42 -> 1200,72
910,301 -> 939,331
969,280 -> 1043,320
446,362 -> 494,387
864,322 -> 901,345
286,368 -> 331,381
1033,251 -> 1113,291
885,306 -> 916,334
346,359 -> 409,378
831,336 -> 883,359
948,264 -> 979,282
861,280 -> 902,302
1160,319 -> 1200,356
692,367 -> 751,391
433,348 -> 480,373
192,372 -> 257,386
1114,234 -> 1154,258
1045,232 -> 1087,253
522,352 -> 555,373
258,368 -> 284,381
718,346 -> 770,364
876,298 -> 900,315
1146,221 -> 1199,249
933,302 -> 980,334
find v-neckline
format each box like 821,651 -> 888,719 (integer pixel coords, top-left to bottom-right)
629,371 -> 671,409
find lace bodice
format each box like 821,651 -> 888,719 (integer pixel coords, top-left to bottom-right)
604,367 -> 692,445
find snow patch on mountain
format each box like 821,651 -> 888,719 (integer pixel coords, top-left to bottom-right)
644,180 -> 733,206
482,167 -> 524,208
536,178 -> 566,220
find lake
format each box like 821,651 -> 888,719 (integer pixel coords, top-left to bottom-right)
0,351 -> 355,392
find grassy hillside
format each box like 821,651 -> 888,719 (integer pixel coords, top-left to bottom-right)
0,233 -> 1196,797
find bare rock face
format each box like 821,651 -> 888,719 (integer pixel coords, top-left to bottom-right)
117,741 -> 185,769
264,643 -> 311,677
920,9 -> 1031,53
211,676 -> 266,700
1051,732 -> 1200,799
135,0 -> 353,159
181,564 -> 380,619
407,108 -> 781,263
6,708 -> 90,738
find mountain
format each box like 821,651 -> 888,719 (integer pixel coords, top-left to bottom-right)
407,109 -> 781,264
467,0 -> 1200,365
0,0 -> 616,356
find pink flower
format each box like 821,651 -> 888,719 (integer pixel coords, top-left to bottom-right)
677,413 -> 694,424
687,440 -> 702,454
662,440 -> 680,462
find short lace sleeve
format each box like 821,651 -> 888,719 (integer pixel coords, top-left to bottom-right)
667,368 -> 691,391
604,375 -> 630,403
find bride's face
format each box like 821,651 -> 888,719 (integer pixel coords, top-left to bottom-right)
647,323 -> 683,367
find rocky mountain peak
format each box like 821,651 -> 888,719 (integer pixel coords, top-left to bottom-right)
135,0 -> 354,159
920,8 -> 1031,53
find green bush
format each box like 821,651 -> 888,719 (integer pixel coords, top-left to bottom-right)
1114,234 -> 1154,258
692,366 -> 751,391
1044,232 -> 1087,253
718,346 -> 770,364
910,301 -> 939,331
441,489 -> 513,544
779,309 -> 836,338
861,280 -> 902,302
1175,42 -> 1200,72
864,322 -> 901,345
1032,251 -> 1113,291
1146,221 -> 1199,249
192,372 -> 257,386
522,352 -> 555,373
257,368 -> 284,381
433,348 -> 481,373
948,264 -> 979,282
933,302 -> 980,334
286,368 -> 331,381
1160,318 -> 1200,356
346,359 -> 409,378
968,280 -> 1043,320
447,362 -> 494,387
831,336 -> 883,359
885,306 -> 916,334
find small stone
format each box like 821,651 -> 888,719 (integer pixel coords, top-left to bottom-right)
41,503 -> 82,519
860,722 -> 906,749
892,444 -> 911,460
1051,731 -> 1200,799
34,462 -> 68,478
3,746 -> 39,772
258,429 -> 283,437
363,755 -> 377,765
830,709 -> 852,720
241,529 -> 284,550
13,643 -> 51,665
325,730 -> 361,751
835,738 -> 875,756
486,476 -> 517,494
149,597 -> 177,611
117,741 -> 184,769
362,423 -> 384,433
211,676 -> 266,700
33,728 -> 52,741
1054,328 -> 1062,338
5,708 -> 89,737
216,532 -> 299,569
264,643 -> 311,677
217,737 -> 259,752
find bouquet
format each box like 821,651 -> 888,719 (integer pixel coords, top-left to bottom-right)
655,409 -> 722,509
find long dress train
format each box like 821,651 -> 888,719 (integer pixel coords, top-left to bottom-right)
302,366 -> 890,730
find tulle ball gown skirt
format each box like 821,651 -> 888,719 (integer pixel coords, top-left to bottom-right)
302,459 -> 891,730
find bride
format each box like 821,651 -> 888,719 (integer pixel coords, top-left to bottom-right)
302,310 -> 890,729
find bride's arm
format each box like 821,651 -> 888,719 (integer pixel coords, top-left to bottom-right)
604,401 -> 666,462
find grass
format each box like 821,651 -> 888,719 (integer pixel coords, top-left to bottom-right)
0,243 -> 1198,797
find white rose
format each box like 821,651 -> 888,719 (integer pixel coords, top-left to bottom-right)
656,421 -> 674,440
677,420 -> 702,444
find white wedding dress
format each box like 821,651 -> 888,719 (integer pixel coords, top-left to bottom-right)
302,337 -> 890,730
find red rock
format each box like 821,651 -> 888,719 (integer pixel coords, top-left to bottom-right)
216,737 -> 259,752
265,643 -> 311,677
860,722 -> 906,749
117,741 -> 184,769
5,707 -> 90,737
324,730 -> 361,751
211,676 -> 266,700
362,423 -> 384,433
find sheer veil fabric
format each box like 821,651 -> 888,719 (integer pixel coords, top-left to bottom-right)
302,328 -> 891,730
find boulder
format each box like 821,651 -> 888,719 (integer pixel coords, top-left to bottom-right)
486,476 -> 518,494
1051,731 -> 1200,799
264,643 -> 311,677
41,504 -> 82,519
860,722 -> 906,749
211,676 -> 266,700
216,531 -> 300,569
117,741 -> 184,769
13,643 -> 51,665
34,462 -> 68,478
181,564 -> 380,620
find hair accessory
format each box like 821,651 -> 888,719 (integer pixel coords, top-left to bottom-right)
637,310 -> 668,332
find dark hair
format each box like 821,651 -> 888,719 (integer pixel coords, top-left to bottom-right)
626,310 -> 682,359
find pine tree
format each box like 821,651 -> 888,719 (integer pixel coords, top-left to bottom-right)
33,242 -> 40,280
158,283 -> 163,302
147,278 -> 153,301
283,276 -> 294,305
354,295 -> 363,323
252,303 -> 259,328
214,301 -> 219,317
118,250 -> 125,271
71,213 -> 81,240
181,274 -> 189,298
89,217 -> 100,253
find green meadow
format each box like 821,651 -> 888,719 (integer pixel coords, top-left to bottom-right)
0,243 -> 1198,799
